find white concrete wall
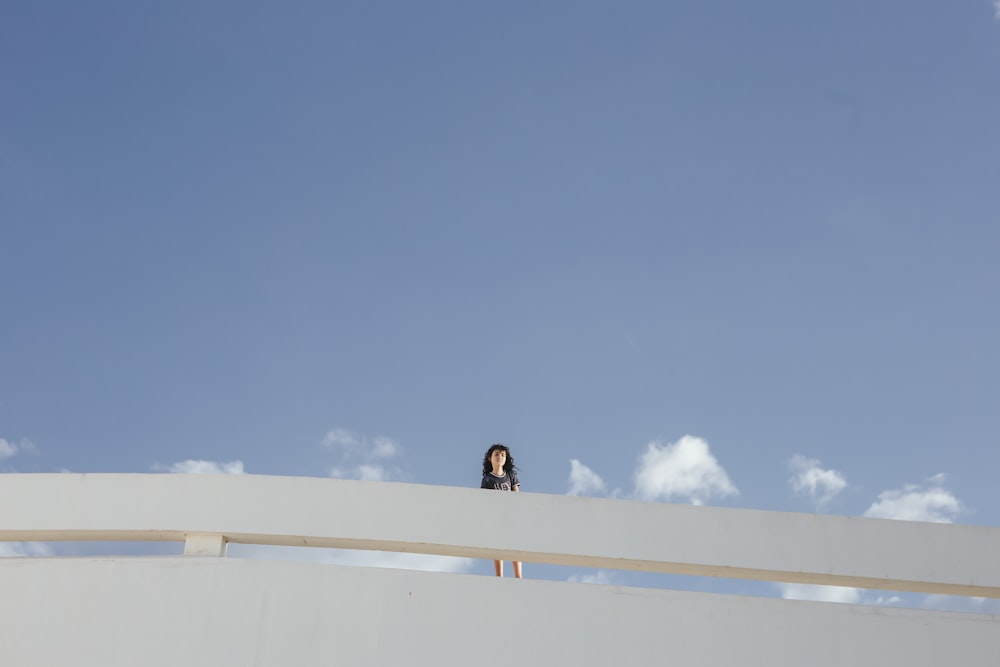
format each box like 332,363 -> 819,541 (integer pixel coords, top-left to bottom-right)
2,474 -> 999,666
1,556 -> 997,667
2,473 -> 998,596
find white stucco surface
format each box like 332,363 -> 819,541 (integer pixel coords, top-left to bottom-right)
3,474 -> 999,665
1,473 -> 998,596
0,557 -> 997,667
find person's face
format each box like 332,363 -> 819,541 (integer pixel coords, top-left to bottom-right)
490,448 -> 507,470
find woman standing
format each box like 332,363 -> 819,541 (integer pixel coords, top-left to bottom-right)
480,443 -> 522,578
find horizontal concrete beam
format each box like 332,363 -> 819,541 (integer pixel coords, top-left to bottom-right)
1,473 -> 998,597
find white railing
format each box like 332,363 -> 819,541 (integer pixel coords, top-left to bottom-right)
2,472 -> 998,598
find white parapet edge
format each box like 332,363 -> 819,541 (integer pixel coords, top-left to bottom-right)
1,473 -> 998,597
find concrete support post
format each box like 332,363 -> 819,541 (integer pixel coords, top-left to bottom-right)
183,533 -> 227,556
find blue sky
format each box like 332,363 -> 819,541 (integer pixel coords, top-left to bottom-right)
2,2 -> 999,611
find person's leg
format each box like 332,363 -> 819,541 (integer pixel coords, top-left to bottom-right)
494,560 -> 503,577
513,561 -> 522,578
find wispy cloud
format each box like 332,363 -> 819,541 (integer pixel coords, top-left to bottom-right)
863,474 -> 962,523
322,428 -> 360,450
0,542 -> 55,558
318,548 -> 473,573
995,0 -> 1000,20
567,459 -> 608,496
0,438 -> 17,460
776,583 -> 862,604
371,437 -> 399,459
568,569 -> 616,585
354,464 -> 387,482
633,435 -> 738,505
921,594 -> 991,614
788,454 -> 847,509
153,459 -> 245,474
0,436 -> 37,464
324,428 -> 404,482
775,583 -> 904,607
228,543 -> 474,574
323,430 -> 398,459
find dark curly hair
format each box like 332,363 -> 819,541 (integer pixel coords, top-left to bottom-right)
482,443 -> 516,476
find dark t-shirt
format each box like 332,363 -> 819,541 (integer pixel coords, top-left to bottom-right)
481,471 -> 519,491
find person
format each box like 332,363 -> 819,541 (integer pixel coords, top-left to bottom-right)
480,443 -> 522,578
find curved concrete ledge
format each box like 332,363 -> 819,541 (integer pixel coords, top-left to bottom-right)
1,473 -> 998,597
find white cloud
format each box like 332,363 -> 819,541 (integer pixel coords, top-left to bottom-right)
812,593 -> 988,615
633,435 -> 738,505
868,594 -> 903,606
568,570 -> 616,585
330,462 -> 394,482
863,475 -> 962,523
776,583 -> 862,604
322,428 -> 361,451
0,437 -> 36,462
777,583 -> 908,607
355,464 -> 386,482
228,543 -> 474,574
0,438 -> 16,460
156,460 -> 245,474
323,428 -> 404,482
0,542 -> 54,558
788,454 -> 847,508
995,0 -> 1000,20
567,459 -> 608,496
321,549 -> 472,573
372,437 -> 399,459
922,594 -> 988,613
